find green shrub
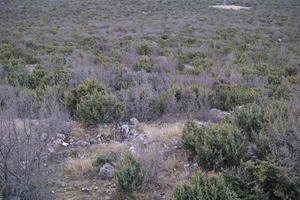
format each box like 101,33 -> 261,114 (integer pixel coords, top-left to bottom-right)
226,103 -> 265,140
223,160 -> 300,200
113,152 -> 145,193
136,43 -> 152,55
285,66 -> 297,76
96,153 -> 115,165
182,122 -> 246,170
75,92 -> 124,126
196,123 -> 246,170
132,56 -> 154,72
169,170 -> 236,200
68,79 -> 110,114
213,85 -> 258,111
182,119 -> 200,155
151,85 -> 212,117
266,75 -> 291,99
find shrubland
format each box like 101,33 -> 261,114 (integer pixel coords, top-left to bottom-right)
0,0 -> 299,199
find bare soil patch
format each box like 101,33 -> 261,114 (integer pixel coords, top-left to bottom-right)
209,5 -> 252,10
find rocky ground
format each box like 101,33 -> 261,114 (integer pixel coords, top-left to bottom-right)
41,108 -> 229,200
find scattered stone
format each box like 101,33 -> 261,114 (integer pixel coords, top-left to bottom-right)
121,124 -> 130,134
184,163 -> 190,171
48,146 -> 55,154
94,186 -> 99,191
81,187 -> 90,193
89,138 -> 98,144
28,119 -> 39,126
62,142 -> 69,147
172,138 -> 182,149
130,146 -> 136,153
191,163 -> 198,171
195,121 -> 207,127
54,138 -> 64,145
41,132 -> 48,141
210,108 -> 230,122
56,133 -> 66,140
99,163 -> 115,180
129,118 -> 139,126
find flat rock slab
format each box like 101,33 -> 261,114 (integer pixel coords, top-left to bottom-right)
209,5 -> 252,10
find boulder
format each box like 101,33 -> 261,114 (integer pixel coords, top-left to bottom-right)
99,163 -> 115,180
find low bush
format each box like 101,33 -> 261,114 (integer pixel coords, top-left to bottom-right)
169,170 -> 236,200
68,79 -> 110,115
96,153 -> 115,165
213,84 -> 258,111
195,123 -> 246,170
75,91 -> 124,126
225,103 -> 265,140
266,74 -> 291,99
136,43 -> 152,55
223,160 -> 300,200
181,119 -> 200,155
182,121 -> 246,170
151,85 -> 212,118
132,56 -> 154,72
113,152 -> 145,193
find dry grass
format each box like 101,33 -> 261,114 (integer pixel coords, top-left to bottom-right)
139,121 -> 185,143
64,157 -> 94,176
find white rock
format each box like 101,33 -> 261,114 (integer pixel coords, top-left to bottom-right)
129,118 -> 139,125
81,187 -> 90,193
121,124 -> 130,134
62,142 -> 69,147
48,146 -> 55,154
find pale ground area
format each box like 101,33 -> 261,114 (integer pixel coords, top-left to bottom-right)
209,5 -> 252,10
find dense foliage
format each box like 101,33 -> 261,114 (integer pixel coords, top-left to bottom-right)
169,170 -> 237,200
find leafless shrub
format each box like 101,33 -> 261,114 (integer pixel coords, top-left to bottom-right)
0,85 -> 70,199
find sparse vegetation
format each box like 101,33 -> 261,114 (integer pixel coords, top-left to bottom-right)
0,0 -> 299,199
113,152 -> 145,193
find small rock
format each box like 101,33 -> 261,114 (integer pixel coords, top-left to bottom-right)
81,187 -> 90,193
94,186 -> 99,191
90,138 -> 98,144
57,133 -> 66,140
129,118 -> 139,126
130,146 -> 136,153
53,138 -> 64,145
195,121 -> 207,127
62,142 -> 69,147
184,163 -> 190,171
191,163 -> 198,171
99,163 -> 115,180
29,119 -> 39,126
48,146 -> 55,154
121,124 -> 130,134
41,132 -> 48,141
172,138 -> 182,149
